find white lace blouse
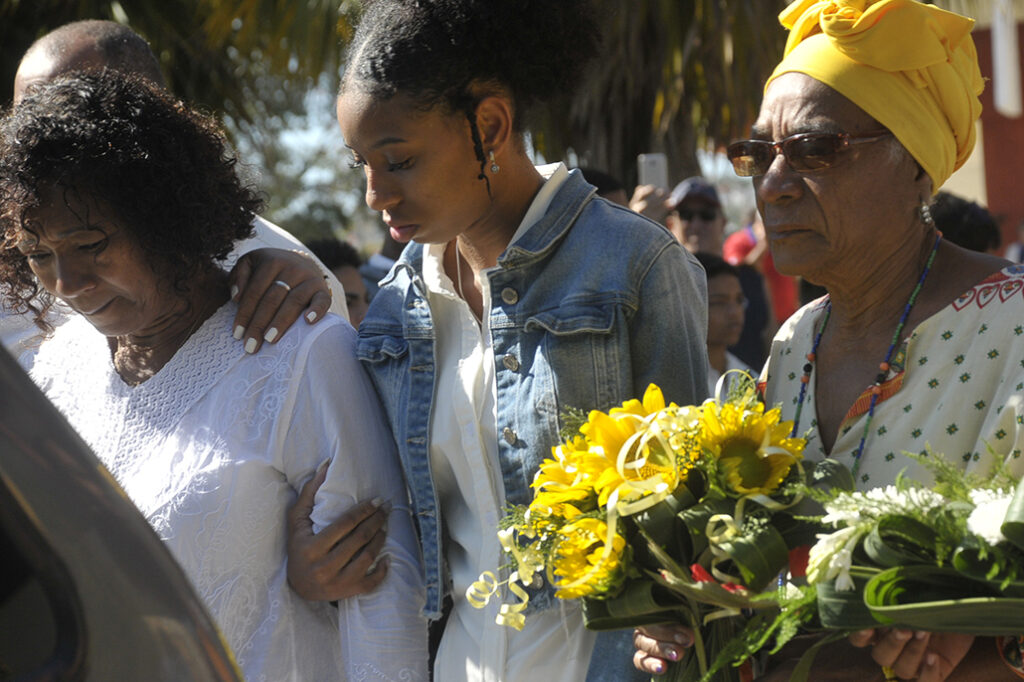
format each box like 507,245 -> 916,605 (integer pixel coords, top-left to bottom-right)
30,304 -> 427,682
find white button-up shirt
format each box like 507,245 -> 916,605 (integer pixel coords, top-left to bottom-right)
424,163 -> 596,682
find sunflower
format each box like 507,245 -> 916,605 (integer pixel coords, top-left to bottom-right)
699,400 -> 805,496
528,436 -> 600,531
550,516 -> 627,599
577,384 -> 685,507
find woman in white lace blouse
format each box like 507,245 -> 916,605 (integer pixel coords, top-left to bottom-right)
0,72 -> 427,681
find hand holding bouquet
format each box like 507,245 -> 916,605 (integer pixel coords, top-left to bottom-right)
720,453 -> 1024,681
468,378 -> 840,681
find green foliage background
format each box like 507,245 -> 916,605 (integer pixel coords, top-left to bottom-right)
0,0 -> 788,247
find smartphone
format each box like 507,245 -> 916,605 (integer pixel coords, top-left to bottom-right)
637,153 -> 668,189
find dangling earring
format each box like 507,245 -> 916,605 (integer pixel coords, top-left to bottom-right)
920,201 -> 934,226
489,150 -> 500,174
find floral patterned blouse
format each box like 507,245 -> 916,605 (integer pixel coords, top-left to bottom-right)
759,264 -> 1024,488
760,264 -> 1024,676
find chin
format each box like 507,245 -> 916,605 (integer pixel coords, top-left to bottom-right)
768,248 -> 815,279
81,315 -> 133,338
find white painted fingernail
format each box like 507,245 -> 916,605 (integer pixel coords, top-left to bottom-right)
305,310 -> 318,323
244,338 -> 257,354
233,325 -> 245,340
264,327 -> 278,343
230,284 -> 239,300
371,497 -> 385,507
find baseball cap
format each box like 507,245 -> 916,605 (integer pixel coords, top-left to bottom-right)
667,177 -> 721,210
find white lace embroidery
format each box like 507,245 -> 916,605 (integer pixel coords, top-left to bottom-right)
32,305 -> 427,681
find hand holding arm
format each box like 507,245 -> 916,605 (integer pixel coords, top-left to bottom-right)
229,248 -> 332,353
286,461 -> 391,601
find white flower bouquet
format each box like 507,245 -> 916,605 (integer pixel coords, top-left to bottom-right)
720,452 -> 1024,681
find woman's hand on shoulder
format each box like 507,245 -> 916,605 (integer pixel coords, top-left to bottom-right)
229,248 -> 332,354
286,461 -> 391,601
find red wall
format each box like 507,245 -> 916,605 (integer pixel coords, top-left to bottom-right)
973,26 -> 1024,248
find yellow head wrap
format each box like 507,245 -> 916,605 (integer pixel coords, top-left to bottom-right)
767,0 -> 984,191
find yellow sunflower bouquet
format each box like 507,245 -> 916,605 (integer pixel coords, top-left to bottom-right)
468,376 -> 844,682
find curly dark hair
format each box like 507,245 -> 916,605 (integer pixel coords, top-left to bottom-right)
342,0 -> 601,184
0,71 -> 261,330
931,191 -> 1002,254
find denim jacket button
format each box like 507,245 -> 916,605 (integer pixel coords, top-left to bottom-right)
502,354 -> 520,371
500,287 -> 519,305
502,427 -> 517,445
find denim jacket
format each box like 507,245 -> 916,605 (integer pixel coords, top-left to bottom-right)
357,169 -> 707,679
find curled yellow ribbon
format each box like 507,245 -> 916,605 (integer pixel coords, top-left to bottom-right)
466,568 -> 532,631
496,574 -> 530,630
466,570 -> 501,610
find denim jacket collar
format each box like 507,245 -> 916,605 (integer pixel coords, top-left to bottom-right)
387,169 -> 597,282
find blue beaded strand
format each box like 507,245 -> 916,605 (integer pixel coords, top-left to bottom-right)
790,303 -> 831,439
789,233 -> 942,480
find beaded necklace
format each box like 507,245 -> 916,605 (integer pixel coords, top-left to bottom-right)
789,233 -> 942,479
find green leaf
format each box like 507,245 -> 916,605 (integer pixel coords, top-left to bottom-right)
678,494 -> 733,559
863,564 -> 1024,635
713,523 -> 789,592
861,515 -> 938,567
580,580 -> 686,631
816,566 -> 883,630
629,479 -> 701,569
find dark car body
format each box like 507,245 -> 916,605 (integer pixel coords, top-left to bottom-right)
0,348 -> 241,681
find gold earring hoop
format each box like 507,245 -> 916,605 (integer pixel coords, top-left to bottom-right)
489,150 -> 500,174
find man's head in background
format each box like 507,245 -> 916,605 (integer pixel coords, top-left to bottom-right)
307,239 -> 370,327
665,177 -> 726,254
14,20 -> 164,104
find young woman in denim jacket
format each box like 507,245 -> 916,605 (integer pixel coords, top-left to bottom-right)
289,1 -> 709,679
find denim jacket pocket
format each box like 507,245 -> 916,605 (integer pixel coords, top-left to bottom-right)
357,333 -> 409,363
523,300 -> 616,336
522,299 -> 627,417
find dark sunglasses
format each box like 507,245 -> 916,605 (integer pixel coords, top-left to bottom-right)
726,130 -> 892,177
675,208 -> 717,221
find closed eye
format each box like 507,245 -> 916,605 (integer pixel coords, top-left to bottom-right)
387,157 -> 412,171
79,238 -> 107,253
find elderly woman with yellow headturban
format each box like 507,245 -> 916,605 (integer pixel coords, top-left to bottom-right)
634,1 -> 1024,680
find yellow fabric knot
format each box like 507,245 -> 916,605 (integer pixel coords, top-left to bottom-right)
770,0 -> 984,190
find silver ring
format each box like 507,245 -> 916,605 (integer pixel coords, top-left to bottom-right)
273,279 -> 292,292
